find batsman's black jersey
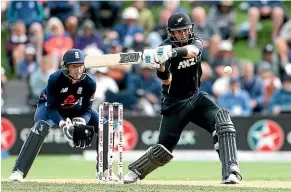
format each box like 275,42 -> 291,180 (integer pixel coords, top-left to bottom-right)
38,69 -> 96,124
160,35 -> 203,99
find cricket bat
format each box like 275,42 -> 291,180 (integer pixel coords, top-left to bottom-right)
84,52 -> 143,68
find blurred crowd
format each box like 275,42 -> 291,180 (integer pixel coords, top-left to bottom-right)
1,0 -> 291,116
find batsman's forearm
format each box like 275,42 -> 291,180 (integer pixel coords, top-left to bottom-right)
156,68 -> 171,85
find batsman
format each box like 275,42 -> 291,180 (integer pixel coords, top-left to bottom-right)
9,49 -> 116,182
124,12 -> 242,184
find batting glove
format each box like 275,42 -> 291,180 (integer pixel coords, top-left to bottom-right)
59,118 -> 75,148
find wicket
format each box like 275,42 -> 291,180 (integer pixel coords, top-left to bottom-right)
98,102 -> 124,184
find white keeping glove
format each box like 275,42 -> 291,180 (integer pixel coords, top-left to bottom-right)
59,118 -> 75,148
72,117 -> 86,126
142,45 -> 172,69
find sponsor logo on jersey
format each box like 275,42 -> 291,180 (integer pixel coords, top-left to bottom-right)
60,87 -> 68,93
177,58 -> 197,69
77,87 -> 83,94
247,119 -> 284,151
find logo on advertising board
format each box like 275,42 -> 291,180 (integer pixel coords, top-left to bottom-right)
1,118 -> 17,151
114,120 -> 138,151
248,120 -> 284,152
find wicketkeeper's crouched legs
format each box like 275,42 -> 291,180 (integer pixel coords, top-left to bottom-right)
215,109 -> 242,183
11,120 -> 50,179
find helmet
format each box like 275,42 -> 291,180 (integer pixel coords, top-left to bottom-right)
166,12 -> 195,47
61,49 -> 87,80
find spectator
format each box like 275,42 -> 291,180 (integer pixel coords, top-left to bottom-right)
48,1 -> 76,23
136,65 -> 162,116
248,0 -> 284,48
44,17 -> 73,63
6,21 -> 28,69
108,40 -> 123,54
255,44 -> 280,77
240,61 -> 264,112
218,77 -> 252,116
133,0 -> 155,36
132,33 -> 147,52
105,66 -> 142,110
6,1 -> 43,27
268,74 -> 291,115
79,1 -> 121,29
258,66 -> 282,108
163,0 -> 187,15
29,56 -> 55,101
275,19 -> 291,76
113,7 -> 144,48
148,9 -> 171,48
207,0 -> 236,41
192,6 -> 221,61
75,19 -> 104,52
200,62 -> 215,97
16,44 -> 39,79
212,63 -> 240,97
211,40 -> 241,77
65,15 -> 78,40
28,22 -> 44,64
90,67 -> 119,108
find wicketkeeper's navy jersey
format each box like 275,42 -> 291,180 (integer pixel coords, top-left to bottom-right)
38,69 -> 96,125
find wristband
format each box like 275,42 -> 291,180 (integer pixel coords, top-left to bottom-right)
157,70 -> 170,80
172,47 -> 188,58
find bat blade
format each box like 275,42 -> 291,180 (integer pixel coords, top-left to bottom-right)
85,52 -> 142,68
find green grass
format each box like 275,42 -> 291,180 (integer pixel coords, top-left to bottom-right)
2,155 -> 291,192
2,155 -> 291,180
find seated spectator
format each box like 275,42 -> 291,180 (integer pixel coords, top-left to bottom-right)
108,40 -> 123,54
105,66 -> 142,110
136,65 -> 162,116
200,62 -> 215,97
28,22 -> 44,64
65,15 -> 78,40
207,0 -> 236,41
212,63 -> 240,97
163,0 -> 187,14
6,0 -> 43,27
240,61 -> 264,112
6,21 -> 28,70
75,19 -> 104,52
16,44 -> 39,80
29,56 -> 55,102
133,0 -> 155,36
248,0 -> 285,47
275,19 -> 291,76
255,44 -> 280,77
132,33 -> 147,52
44,17 -> 73,63
148,9 -> 171,48
192,6 -> 221,61
113,7 -> 144,49
258,66 -> 282,108
268,74 -> 291,115
79,1 -> 121,29
218,77 -> 252,116
48,1 -> 76,23
90,67 -> 119,108
211,40 -> 241,77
